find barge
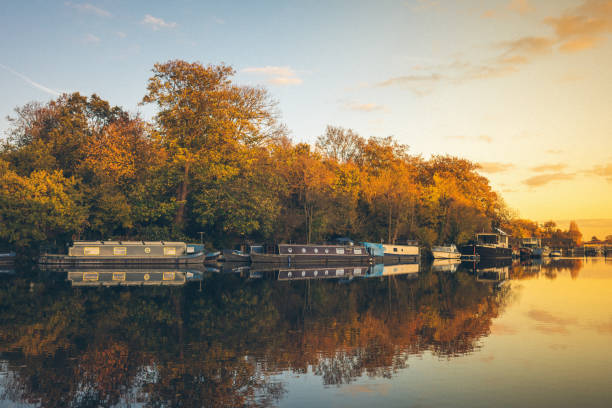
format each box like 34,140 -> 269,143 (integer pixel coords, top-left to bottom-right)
459,230 -> 512,260
250,243 -> 370,265
39,241 -> 212,266
381,241 -> 420,263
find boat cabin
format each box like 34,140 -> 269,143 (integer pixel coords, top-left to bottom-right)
476,233 -> 509,248
521,237 -> 541,248
276,244 -> 367,256
68,241 -> 191,257
382,241 -> 419,256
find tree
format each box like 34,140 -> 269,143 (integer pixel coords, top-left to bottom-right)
142,60 -> 278,229
315,125 -> 364,164
568,221 -> 582,246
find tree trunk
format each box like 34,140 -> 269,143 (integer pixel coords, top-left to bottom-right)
174,162 -> 190,227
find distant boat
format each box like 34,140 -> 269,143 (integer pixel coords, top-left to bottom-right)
459,230 -> 512,260
381,241 -> 420,264
431,244 -> 461,259
250,243 -> 370,264
39,241 -> 212,266
550,250 -> 562,257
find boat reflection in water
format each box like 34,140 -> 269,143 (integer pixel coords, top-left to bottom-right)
244,262 -> 422,281
66,268 -> 205,286
431,258 -> 462,273
462,258 -> 512,284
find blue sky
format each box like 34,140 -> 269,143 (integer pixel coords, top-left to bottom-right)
1,0 -> 611,233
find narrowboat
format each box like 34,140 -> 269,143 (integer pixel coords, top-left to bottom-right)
459,230 -> 512,260
431,244 -> 461,259
249,243 -> 370,265
39,241 -> 212,266
219,244 -> 264,262
382,241 -> 420,263
67,269 -> 202,286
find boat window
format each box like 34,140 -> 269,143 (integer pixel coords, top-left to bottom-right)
112,272 -> 126,281
336,248 -> 345,254
354,249 -> 362,254
314,248 -> 319,253
163,272 -> 175,280
288,247 -> 293,253
83,247 -> 100,256
143,273 -> 150,281
325,249 -> 329,254
393,248 -> 398,252
301,248 -> 306,253
144,247 -> 151,254
83,272 -> 98,281
114,247 -> 127,256
164,247 -> 176,256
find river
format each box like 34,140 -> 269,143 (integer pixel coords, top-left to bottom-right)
1,257 -> 611,407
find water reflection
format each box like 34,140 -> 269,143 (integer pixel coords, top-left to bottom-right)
3,258 -> 605,407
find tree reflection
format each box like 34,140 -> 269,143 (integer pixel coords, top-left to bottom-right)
0,269 -> 509,406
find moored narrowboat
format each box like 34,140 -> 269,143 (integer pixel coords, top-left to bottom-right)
39,241 -> 210,266
250,243 -> 370,265
381,241 -> 420,264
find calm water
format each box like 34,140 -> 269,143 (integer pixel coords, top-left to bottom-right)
1,258 -> 612,407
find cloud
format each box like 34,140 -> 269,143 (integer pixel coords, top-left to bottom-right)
242,66 -> 303,86
508,0 -> 534,16
522,172 -> 575,187
498,36 -> 555,56
142,14 -> 177,30
410,0 -> 440,12
478,162 -> 515,173
544,0 -> 612,52
530,163 -> 567,172
343,102 -> 385,112
65,2 -> 111,17
0,63 -> 61,96
115,31 -> 127,38
83,33 -> 100,44
588,163 -> 612,181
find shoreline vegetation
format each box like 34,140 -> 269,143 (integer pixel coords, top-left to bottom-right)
0,60 -> 586,254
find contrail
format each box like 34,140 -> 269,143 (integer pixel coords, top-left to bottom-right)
0,63 -> 61,96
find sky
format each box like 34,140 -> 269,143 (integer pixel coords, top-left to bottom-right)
0,0 -> 611,238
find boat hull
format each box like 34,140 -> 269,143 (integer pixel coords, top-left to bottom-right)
459,244 -> 512,259
431,250 -> 461,260
39,252 -> 208,267
250,253 -> 371,265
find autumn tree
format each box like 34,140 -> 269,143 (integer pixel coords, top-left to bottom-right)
315,125 -> 364,164
142,60 -> 278,229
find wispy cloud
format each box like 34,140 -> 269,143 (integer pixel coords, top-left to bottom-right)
0,63 -> 61,96
343,102 -> 386,112
64,2 -> 111,17
530,163 -> 567,172
376,1 -> 612,94
242,66 -> 303,86
142,14 -> 177,30
523,172 -> 575,187
446,134 -> 493,143
478,162 -> 515,173
588,163 -> 612,182
83,33 -> 100,44
115,31 -> 127,38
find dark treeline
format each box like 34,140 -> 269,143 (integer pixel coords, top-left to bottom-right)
0,269 -> 509,406
0,60 -> 578,252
